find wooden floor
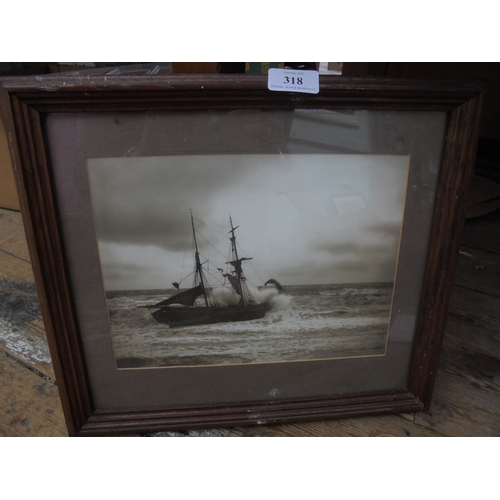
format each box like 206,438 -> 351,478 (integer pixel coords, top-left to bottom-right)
1,179 -> 500,436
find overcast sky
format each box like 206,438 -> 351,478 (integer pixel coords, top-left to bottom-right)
87,154 -> 410,290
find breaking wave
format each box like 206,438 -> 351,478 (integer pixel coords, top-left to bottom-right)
212,283 -> 286,308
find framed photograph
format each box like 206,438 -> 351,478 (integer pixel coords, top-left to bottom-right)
0,75 -> 483,436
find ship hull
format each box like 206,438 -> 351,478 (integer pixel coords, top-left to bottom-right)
152,303 -> 271,328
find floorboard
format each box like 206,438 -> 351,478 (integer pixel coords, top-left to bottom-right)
0,350 -> 67,436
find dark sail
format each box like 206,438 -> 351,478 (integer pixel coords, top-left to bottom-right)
224,273 -> 242,296
227,257 -> 252,275
152,285 -> 204,307
265,278 -> 284,291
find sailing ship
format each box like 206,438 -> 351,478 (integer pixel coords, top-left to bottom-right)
149,212 -> 282,327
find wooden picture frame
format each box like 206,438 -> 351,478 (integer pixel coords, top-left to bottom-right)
0,74 -> 484,436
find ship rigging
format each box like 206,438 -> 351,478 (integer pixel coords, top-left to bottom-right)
149,212 -> 282,327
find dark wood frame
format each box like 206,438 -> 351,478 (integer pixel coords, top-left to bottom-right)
0,74 -> 484,436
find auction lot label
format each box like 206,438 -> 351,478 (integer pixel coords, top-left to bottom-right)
267,68 -> 319,94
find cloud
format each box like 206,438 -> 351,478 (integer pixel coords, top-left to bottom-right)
88,154 -> 409,288
98,242 -> 175,290
88,156 -> 265,251
317,241 -> 397,257
367,221 -> 403,239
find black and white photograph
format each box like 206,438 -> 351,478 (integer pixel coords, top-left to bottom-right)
88,153 -> 410,368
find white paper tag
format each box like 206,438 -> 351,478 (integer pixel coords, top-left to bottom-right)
267,68 -> 319,94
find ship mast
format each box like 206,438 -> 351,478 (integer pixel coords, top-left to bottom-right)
227,216 -> 256,306
191,210 -> 209,307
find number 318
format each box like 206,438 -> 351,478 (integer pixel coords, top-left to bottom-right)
284,76 -> 303,85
